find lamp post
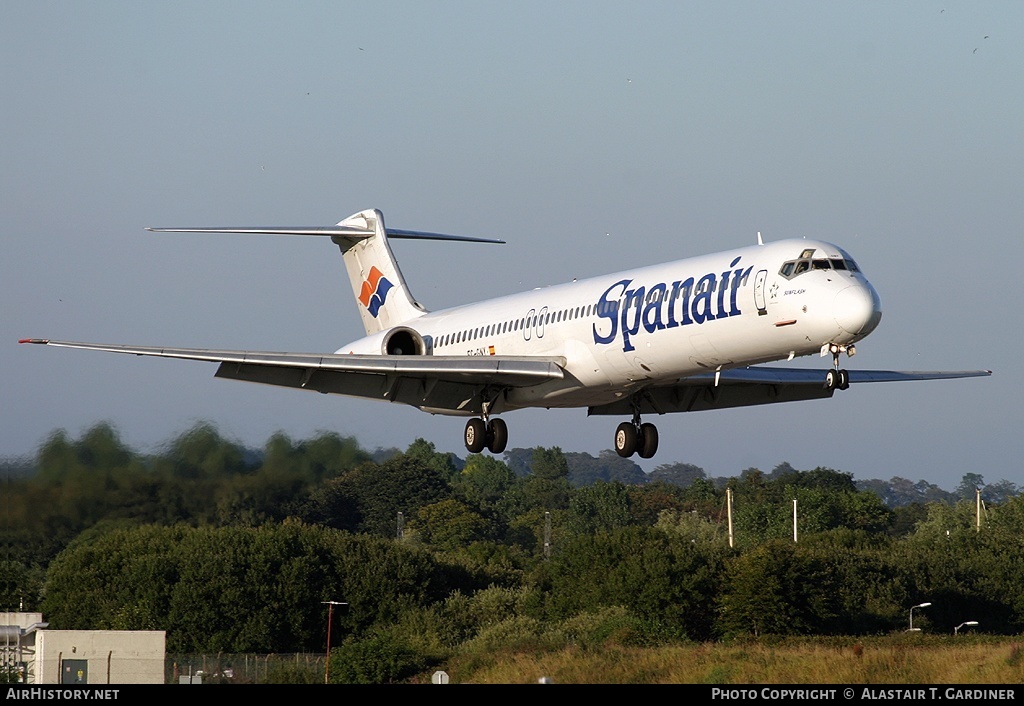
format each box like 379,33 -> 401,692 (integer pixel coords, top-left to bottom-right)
954,621 -> 979,635
908,602 -> 932,632
322,600 -> 347,684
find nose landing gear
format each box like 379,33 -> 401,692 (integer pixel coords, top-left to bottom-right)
823,342 -> 854,391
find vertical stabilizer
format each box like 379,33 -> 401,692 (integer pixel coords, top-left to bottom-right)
333,209 -> 427,335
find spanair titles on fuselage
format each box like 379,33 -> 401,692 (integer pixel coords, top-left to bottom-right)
592,256 -> 754,353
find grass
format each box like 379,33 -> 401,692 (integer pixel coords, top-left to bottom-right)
421,636 -> 1024,684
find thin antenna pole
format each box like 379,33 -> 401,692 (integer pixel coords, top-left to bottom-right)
727,488 -> 734,548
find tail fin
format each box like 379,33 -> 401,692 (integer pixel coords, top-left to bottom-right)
146,208 -> 504,337
333,209 -> 426,334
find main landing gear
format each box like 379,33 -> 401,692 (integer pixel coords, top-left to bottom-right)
823,343 -> 854,391
614,405 -> 659,459
464,416 -> 508,454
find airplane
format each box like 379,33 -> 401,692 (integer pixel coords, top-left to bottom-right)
21,208 -> 991,459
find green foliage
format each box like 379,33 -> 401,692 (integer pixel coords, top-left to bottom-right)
537,526 -> 728,641
563,450 -> 646,487
648,461 -> 707,488
565,481 -> 634,536
522,447 -> 571,510
328,629 -> 428,684
450,454 -> 516,511
719,540 -> 846,637
42,522 -> 447,652
333,452 -> 453,537
414,499 -> 489,549
12,421 -> 1024,663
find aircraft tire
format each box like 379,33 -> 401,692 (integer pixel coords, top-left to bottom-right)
487,418 -> 508,454
615,422 -> 638,458
838,369 -> 850,390
824,369 -> 838,391
638,422 -> 659,459
465,418 -> 487,454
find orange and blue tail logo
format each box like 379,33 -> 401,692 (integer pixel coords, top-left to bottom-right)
358,266 -> 394,318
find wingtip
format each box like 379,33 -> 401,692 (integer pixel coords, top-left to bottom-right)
19,338 -> 48,344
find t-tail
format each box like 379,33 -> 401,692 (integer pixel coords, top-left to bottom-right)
147,208 -> 504,336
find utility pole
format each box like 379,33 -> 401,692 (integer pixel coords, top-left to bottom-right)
727,488 -> 734,548
976,488 -> 981,533
322,600 -> 347,684
544,511 -> 551,559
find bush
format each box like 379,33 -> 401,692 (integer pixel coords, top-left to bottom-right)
328,631 -> 428,684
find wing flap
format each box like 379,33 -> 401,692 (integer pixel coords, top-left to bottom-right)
678,366 -> 992,386
21,338 -> 564,392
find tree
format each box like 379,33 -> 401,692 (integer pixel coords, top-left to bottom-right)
43,523 -> 448,652
564,450 -> 646,487
648,462 -> 706,488
956,473 -> 986,501
451,454 -> 517,512
414,499 -> 489,549
336,453 -> 452,538
522,447 -> 570,510
405,438 -> 460,481
565,481 -> 634,536
719,540 -> 845,637
538,526 -> 727,641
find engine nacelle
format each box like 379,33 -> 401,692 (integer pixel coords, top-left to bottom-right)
382,327 -> 431,356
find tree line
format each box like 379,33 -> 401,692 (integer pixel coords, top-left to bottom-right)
2,421 -> 1021,681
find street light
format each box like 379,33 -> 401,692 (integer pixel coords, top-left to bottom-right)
322,600 -> 348,684
908,602 -> 932,632
954,621 -> 979,635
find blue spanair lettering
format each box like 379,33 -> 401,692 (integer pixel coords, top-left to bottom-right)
620,285 -> 646,352
643,283 -> 668,333
593,279 -> 630,345
592,261 -> 754,352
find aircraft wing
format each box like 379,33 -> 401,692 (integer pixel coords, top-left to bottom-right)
587,365 -> 992,416
19,339 -> 565,414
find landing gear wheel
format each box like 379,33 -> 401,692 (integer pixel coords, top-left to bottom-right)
615,422 -> 638,458
838,369 -> 850,390
825,369 -> 838,391
486,418 -> 508,454
464,418 -> 487,454
638,423 -> 659,459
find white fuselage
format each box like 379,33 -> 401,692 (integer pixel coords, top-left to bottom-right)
337,238 -> 882,414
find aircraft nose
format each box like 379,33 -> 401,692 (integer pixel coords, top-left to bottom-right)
834,283 -> 882,335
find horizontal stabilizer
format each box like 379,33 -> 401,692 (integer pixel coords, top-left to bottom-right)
146,225 -> 505,244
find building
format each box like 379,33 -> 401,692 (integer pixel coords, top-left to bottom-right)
1,613 -> 165,684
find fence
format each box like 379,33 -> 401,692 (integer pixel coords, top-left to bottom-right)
166,653 -> 326,684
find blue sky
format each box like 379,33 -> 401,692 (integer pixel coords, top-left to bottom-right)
4,2 -> 1020,491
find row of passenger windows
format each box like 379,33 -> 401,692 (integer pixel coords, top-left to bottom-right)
435,303 -> 599,349
433,278 -> 734,349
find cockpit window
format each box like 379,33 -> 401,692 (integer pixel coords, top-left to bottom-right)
779,253 -> 861,280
